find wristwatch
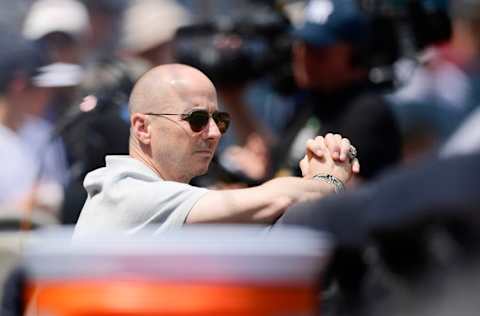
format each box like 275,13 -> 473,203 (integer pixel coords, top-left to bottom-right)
312,174 -> 345,193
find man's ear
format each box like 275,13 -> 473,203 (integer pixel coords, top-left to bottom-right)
131,113 -> 151,145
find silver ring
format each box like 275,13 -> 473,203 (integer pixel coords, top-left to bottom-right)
347,145 -> 357,162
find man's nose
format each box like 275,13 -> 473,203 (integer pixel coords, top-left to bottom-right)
205,117 -> 222,139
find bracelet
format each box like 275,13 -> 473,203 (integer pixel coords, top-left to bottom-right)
312,174 -> 345,193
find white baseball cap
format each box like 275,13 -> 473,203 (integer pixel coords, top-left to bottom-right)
121,0 -> 191,53
23,0 -> 90,40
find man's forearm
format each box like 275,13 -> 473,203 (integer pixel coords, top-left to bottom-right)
186,176 -> 337,224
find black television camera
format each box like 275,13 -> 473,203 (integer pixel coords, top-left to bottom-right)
174,0 -> 452,92
358,0 -> 452,86
360,0 -> 451,52
174,1 -> 294,92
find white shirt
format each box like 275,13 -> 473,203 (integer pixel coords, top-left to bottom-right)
73,156 -> 209,238
0,125 -> 37,204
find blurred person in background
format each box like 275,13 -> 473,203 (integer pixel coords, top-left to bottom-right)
387,0 -> 480,161
23,0 -> 91,65
19,0 -> 94,224
282,0 -> 402,183
60,67 -> 132,224
22,0 -> 88,123
0,32 -> 70,216
57,0 -> 131,224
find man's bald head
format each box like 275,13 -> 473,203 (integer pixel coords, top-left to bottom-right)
129,64 -> 217,115
128,64 -> 222,182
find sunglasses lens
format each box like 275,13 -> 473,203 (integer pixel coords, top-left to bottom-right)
213,112 -> 230,134
185,110 -> 230,134
187,110 -> 210,132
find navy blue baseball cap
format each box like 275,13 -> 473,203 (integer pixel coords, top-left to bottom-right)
0,32 -> 45,91
292,0 -> 370,47
0,32 -> 82,92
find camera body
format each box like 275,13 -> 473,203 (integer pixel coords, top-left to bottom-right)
174,2 -> 293,89
361,0 -> 451,52
174,0 -> 451,91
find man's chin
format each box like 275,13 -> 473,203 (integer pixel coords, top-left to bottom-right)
195,162 -> 211,177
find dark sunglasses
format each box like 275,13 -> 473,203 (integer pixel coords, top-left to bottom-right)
144,109 -> 231,134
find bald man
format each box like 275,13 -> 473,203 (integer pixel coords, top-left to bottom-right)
73,64 -> 358,237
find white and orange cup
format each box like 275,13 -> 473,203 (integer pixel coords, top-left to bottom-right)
22,226 -> 332,316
